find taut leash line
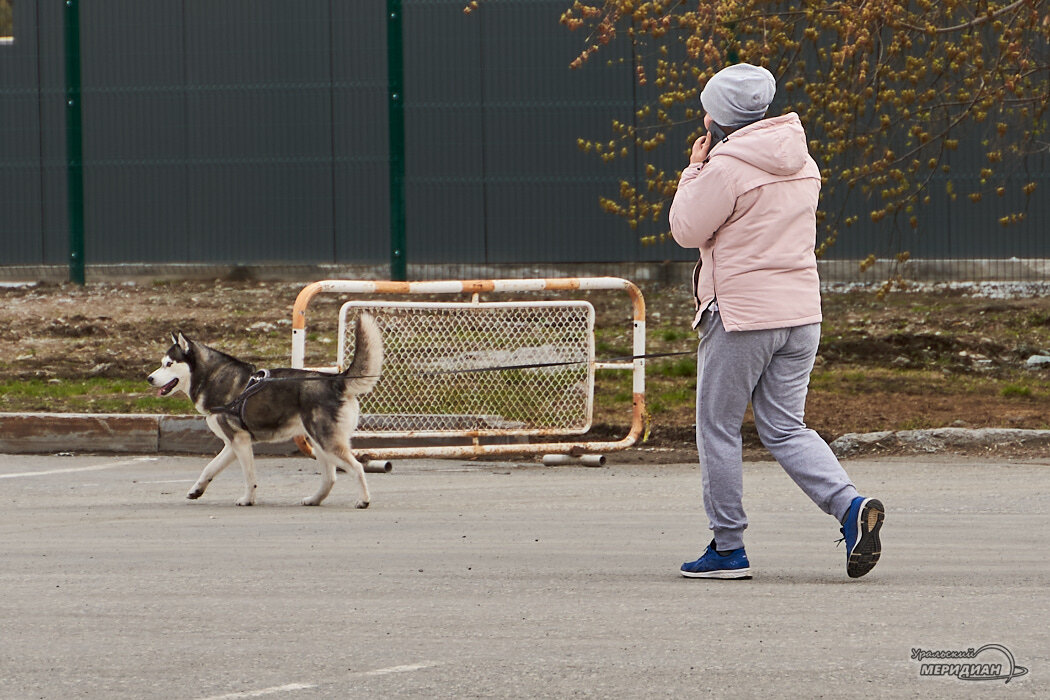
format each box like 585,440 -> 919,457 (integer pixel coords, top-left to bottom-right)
208,349 -> 695,414
422,350 -> 694,375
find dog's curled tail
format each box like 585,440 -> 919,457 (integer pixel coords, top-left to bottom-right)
341,312 -> 383,395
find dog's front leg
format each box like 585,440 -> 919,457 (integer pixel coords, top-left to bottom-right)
230,434 -> 258,506
187,443 -> 237,500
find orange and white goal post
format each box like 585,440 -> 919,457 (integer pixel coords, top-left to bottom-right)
289,277 -> 646,463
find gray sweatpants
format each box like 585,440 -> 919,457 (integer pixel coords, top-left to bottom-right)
695,309 -> 859,551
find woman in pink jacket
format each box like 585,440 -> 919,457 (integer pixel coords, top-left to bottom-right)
669,63 -> 884,580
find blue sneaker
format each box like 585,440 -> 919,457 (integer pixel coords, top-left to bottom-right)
840,497 -> 885,578
680,540 -> 751,579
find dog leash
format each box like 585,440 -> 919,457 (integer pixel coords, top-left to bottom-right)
229,348 -> 694,384
422,349 -> 694,375
207,349 -> 696,416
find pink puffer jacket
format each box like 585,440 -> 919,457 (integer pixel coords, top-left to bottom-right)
669,113 -> 823,331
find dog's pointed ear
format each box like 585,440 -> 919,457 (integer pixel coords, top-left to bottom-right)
177,332 -> 191,352
170,331 -> 180,346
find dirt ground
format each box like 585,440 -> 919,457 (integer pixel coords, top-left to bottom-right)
3,277 -> 1050,459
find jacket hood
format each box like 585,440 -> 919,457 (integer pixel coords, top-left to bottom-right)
709,113 -> 810,176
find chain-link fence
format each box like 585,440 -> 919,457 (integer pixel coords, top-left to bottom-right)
341,301 -> 594,436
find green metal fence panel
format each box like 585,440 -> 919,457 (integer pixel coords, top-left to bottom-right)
1,0 -> 59,265
0,0 -> 1047,281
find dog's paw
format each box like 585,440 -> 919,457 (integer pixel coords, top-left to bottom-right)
300,497 -> 322,506
186,489 -> 204,500
355,500 -> 370,509
235,497 -> 254,506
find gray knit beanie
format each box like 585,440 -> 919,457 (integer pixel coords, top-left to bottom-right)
700,63 -> 776,128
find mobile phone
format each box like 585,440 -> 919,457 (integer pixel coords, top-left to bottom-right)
697,90 -> 729,145
707,122 -> 728,144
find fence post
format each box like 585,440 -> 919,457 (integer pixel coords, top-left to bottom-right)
63,0 -> 85,285
387,0 -> 406,281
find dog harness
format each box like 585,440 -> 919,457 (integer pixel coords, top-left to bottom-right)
209,369 -> 271,437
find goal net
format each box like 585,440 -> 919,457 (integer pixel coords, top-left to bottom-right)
339,301 -> 595,437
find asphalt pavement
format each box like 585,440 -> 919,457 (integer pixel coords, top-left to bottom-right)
1,453 -> 1047,698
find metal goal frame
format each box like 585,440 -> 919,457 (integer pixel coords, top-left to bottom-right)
289,277 -> 646,460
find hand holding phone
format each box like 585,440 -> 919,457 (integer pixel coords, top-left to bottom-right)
690,114 -> 729,164
689,133 -> 712,164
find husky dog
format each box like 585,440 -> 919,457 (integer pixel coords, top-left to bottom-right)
147,314 -> 383,507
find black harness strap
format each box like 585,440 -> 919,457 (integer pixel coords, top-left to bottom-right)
208,369 -> 271,435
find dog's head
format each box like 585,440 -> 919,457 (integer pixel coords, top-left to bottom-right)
147,331 -> 194,398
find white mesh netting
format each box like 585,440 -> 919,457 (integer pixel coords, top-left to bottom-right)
340,301 -> 595,436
